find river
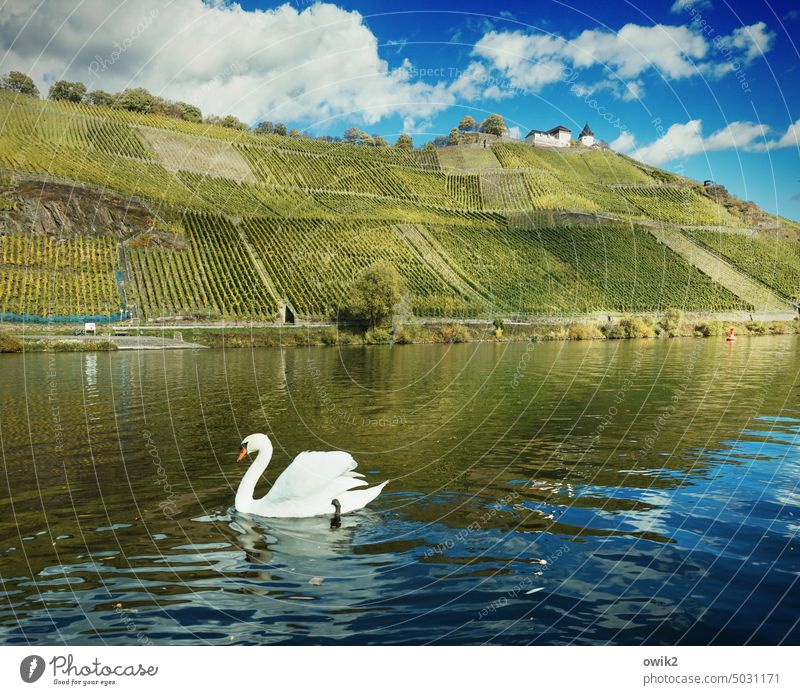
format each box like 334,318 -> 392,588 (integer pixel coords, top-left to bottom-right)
0,336 -> 798,644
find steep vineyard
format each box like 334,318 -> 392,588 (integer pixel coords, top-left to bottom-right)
0,232 -> 121,317
0,90 -> 794,322
239,217 -> 482,318
531,225 -> 747,312
683,229 -> 800,301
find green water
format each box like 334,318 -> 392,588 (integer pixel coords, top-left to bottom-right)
0,336 -> 798,644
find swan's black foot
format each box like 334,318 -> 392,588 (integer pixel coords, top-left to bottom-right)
330,499 -> 342,529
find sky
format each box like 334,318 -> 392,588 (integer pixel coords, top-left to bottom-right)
1,0 -> 799,220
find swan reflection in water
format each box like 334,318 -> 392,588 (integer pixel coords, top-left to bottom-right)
229,508 -> 383,594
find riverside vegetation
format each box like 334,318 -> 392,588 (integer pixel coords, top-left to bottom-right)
1,86 -> 799,338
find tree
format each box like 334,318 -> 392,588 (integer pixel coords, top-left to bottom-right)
255,121 -> 274,135
372,135 -> 388,147
86,90 -> 114,107
479,113 -> 506,136
115,87 -> 157,113
48,80 -> 86,102
343,127 -> 362,145
344,262 -> 406,327
431,135 -> 449,148
0,71 -> 39,97
176,101 -> 202,123
288,128 -> 301,137
448,128 -> 461,146
458,115 -> 476,132
219,114 -> 248,130
423,142 -> 435,151
395,133 -> 413,150
273,122 -> 287,136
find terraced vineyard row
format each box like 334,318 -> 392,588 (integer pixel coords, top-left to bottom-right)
126,213 -> 277,320
0,232 -> 121,316
240,217 -> 483,318
237,143 -> 458,206
682,229 -> 800,301
0,91 -> 440,170
445,174 -> 482,208
617,186 -> 738,226
310,191 -> 503,227
493,143 -> 653,185
418,224 -> 608,313
532,225 -> 747,311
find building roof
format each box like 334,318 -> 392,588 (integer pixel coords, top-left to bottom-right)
526,125 -> 572,138
579,123 -> 594,137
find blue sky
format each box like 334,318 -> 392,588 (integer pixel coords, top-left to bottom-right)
1,0 -> 799,219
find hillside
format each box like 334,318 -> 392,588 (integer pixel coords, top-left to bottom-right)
0,90 -> 798,323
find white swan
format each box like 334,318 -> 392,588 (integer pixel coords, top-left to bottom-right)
234,433 -> 388,518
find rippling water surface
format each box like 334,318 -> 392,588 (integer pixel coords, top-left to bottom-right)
0,336 -> 798,644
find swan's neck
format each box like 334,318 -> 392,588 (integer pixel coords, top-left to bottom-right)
235,443 -> 273,510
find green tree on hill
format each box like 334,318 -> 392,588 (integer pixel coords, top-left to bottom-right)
480,113 -> 506,136
458,115 -> 476,132
114,87 -> 157,113
448,128 -> 461,145
255,121 -> 274,134
86,90 -> 113,107
47,80 -> 86,102
395,133 -> 413,149
344,127 -> 374,146
273,122 -> 287,136
344,262 -> 406,327
219,114 -> 248,130
0,71 -> 39,97
372,135 -> 388,147
176,102 -> 202,123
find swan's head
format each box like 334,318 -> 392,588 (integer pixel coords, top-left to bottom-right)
237,433 -> 271,462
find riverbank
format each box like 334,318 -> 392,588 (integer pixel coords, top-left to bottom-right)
2,311 -> 798,352
0,333 -> 207,353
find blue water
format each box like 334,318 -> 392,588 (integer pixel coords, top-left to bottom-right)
0,337 -> 798,644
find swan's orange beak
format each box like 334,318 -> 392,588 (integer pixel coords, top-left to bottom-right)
237,446 -> 247,463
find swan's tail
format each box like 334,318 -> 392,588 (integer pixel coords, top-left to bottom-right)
337,480 -> 389,514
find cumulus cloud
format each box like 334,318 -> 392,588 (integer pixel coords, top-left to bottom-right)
716,21 -> 774,61
610,131 -> 636,153
470,19 -> 774,103
751,119 -> 800,151
632,119 -> 772,164
0,0 -> 454,127
670,0 -> 712,13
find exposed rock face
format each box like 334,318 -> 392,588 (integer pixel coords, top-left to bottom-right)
0,175 -> 157,239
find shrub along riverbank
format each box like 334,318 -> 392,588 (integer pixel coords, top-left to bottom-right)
2,312 -> 798,352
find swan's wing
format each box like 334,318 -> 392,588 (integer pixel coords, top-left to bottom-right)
268,451 -> 365,502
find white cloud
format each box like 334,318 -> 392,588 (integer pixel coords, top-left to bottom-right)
670,0 -> 712,14
632,119 -> 771,164
0,0 -> 454,127
775,119 -> 800,148
470,20 -> 774,103
749,119 -> 800,151
610,131 -> 636,153
572,77 -> 646,102
716,21 -> 774,61
506,125 -> 522,140
567,23 -> 708,79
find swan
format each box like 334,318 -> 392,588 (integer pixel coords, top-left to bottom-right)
234,433 -> 388,518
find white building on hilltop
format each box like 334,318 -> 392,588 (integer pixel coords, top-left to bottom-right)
524,125 -> 572,148
578,123 -> 595,147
